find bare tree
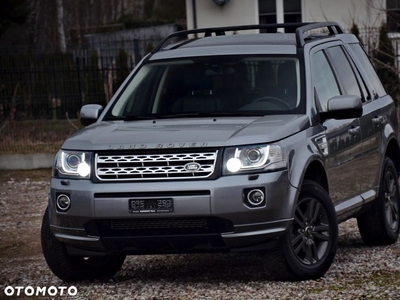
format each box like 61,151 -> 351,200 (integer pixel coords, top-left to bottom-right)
56,0 -> 66,52
29,0 -> 41,47
73,0 -> 81,46
116,0 -> 123,21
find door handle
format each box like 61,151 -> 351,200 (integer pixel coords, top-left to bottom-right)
348,126 -> 360,135
372,116 -> 383,125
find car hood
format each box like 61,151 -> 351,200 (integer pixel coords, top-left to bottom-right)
62,115 -> 310,150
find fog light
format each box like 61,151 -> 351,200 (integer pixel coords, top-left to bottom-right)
57,194 -> 71,211
247,189 -> 265,206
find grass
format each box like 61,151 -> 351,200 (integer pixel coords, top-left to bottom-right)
0,168 -> 51,182
0,119 -> 82,154
1,109 -> 399,155
308,271 -> 400,294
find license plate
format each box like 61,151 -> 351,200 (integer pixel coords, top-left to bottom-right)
129,198 -> 173,213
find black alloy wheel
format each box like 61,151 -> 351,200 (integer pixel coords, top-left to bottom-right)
262,180 -> 338,281
357,157 -> 400,245
290,196 -> 331,266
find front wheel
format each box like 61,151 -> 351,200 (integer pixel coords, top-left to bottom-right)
41,207 -> 126,282
357,157 -> 400,245
262,180 -> 338,281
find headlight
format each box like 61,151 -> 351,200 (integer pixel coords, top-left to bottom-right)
223,144 -> 286,174
54,150 -> 92,178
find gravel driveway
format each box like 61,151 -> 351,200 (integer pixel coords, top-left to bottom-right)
1,169 -> 400,299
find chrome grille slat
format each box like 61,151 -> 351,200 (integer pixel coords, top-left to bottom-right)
95,151 -> 218,181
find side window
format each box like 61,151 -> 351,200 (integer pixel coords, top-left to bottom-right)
312,50 -> 341,111
348,43 -> 386,97
326,46 -> 363,100
352,65 -> 371,102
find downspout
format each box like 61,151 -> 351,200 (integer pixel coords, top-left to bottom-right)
192,0 -> 198,38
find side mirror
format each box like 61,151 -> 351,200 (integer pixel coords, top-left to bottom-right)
80,104 -> 103,126
320,95 -> 362,121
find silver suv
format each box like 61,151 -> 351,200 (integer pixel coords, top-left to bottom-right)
41,22 -> 400,282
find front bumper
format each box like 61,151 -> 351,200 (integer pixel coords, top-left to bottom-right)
48,170 -> 296,255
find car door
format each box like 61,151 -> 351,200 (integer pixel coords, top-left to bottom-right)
311,47 -> 364,218
345,43 -> 392,203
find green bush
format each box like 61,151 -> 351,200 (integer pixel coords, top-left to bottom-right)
115,48 -> 130,93
375,23 -> 400,105
84,51 -> 106,107
350,23 -> 363,46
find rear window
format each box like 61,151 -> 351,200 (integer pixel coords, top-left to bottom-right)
348,43 -> 386,97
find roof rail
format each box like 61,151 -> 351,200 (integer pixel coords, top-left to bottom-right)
151,22 -> 344,54
295,22 -> 343,47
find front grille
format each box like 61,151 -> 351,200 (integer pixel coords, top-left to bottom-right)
95,150 -> 218,181
87,217 -> 234,237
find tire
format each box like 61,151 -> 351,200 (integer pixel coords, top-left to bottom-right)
357,157 -> 400,245
41,207 -> 126,282
262,180 -> 338,281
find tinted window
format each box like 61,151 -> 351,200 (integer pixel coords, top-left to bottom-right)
312,51 -> 341,111
351,63 -> 371,102
109,56 -> 303,118
326,46 -> 362,99
349,43 -> 386,97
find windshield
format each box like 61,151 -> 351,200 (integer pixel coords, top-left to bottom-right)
108,56 -> 303,119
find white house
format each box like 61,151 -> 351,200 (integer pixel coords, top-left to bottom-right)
184,0 -> 400,78
185,0 -> 399,32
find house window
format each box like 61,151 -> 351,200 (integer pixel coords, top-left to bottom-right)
387,0 -> 400,32
258,0 -> 302,33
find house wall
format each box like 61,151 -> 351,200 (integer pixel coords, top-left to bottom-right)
185,0 -> 259,33
302,0 -> 386,30
186,0 -> 387,32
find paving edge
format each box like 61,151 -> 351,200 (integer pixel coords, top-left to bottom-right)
0,154 -> 54,170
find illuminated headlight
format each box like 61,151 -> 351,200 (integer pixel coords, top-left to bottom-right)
54,150 -> 92,178
223,144 -> 286,174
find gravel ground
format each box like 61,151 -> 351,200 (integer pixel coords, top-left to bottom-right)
1,169 -> 400,300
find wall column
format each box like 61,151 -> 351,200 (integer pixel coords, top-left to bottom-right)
276,0 -> 284,32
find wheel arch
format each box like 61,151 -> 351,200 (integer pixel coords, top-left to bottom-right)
302,160 -> 329,194
384,137 -> 400,177
288,155 -> 329,217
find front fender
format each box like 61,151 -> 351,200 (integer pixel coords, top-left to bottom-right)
282,126 -> 327,217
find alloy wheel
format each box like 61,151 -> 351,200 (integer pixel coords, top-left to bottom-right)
290,197 -> 330,265
384,170 -> 399,231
